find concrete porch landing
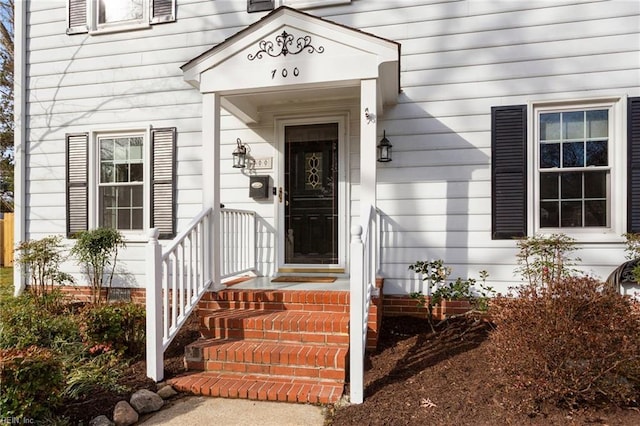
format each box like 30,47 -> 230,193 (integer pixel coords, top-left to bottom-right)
167,281 -> 380,405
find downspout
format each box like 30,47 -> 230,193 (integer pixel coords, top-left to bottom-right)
13,0 -> 26,296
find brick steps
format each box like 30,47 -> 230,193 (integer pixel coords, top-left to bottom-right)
198,309 -> 349,343
185,338 -> 347,379
169,289 -> 351,404
169,371 -> 344,404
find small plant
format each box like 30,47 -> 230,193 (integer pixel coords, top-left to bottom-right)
409,259 -> 493,326
0,346 -> 64,419
515,233 -> 581,287
71,227 -> 125,304
623,232 -> 640,283
79,302 -> 146,358
14,235 -> 74,306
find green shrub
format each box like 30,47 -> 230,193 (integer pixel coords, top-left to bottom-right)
0,346 -> 64,419
515,233 -> 581,286
63,351 -> 127,400
71,228 -> 125,304
490,276 -> 640,409
0,293 -> 81,349
409,259 -> 492,325
14,235 -> 74,307
80,302 -> 145,358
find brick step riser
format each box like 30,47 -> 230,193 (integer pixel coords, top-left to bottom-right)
169,373 -> 343,404
200,315 -> 349,335
186,344 -> 346,370
199,328 -> 349,345
198,301 -> 349,313
200,291 -> 350,305
185,360 -> 345,381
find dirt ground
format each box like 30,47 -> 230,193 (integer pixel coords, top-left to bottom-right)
60,314 -> 640,425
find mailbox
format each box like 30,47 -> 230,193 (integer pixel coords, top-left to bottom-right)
249,175 -> 270,199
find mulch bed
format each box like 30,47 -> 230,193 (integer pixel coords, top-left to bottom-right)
58,313 -> 640,425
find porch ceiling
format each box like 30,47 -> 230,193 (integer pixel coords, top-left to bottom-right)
181,6 -> 400,124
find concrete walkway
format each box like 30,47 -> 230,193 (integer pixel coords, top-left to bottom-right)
138,396 -> 326,426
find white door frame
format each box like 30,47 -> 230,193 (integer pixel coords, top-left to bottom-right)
274,113 -> 350,273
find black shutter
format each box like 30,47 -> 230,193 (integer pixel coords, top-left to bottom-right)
248,0 -> 274,13
67,0 -> 88,34
151,128 -> 176,239
491,105 -> 528,239
66,133 -> 89,237
151,0 -> 176,24
628,97 -> 640,233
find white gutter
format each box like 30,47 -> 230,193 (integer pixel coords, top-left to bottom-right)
13,0 -> 26,296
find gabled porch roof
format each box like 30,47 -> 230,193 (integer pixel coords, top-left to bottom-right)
181,6 -> 400,124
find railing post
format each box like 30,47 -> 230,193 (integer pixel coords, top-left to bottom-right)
350,224 -> 365,404
146,228 -> 164,382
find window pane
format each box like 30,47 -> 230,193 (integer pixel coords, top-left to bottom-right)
118,210 -> 131,230
561,201 -> 582,227
540,113 -> 560,140
116,164 -> 129,182
130,163 -> 143,182
586,140 -> 607,166
132,209 -> 143,229
130,137 -> 143,160
98,0 -> 143,24
540,143 -> 560,168
562,142 -> 584,167
101,187 -> 116,208
586,110 -> 608,138
560,172 -> 582,199
540,173 -> 558,199
584,171 -> 607,199
118,187 -> 131,207
540,201 -> 559,227
132,186 -> 143,207
585,200 -> 606,226
100,139 -> 113,160
115,138 -> 129,161
100,163 -> 114,183
563,111 -> 584,140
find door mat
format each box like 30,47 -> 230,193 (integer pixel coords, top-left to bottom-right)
271,276 -> 337,283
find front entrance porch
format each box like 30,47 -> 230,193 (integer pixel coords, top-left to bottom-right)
166,279 -> 381,404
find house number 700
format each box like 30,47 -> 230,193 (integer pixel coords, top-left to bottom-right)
271,67 -> 300,79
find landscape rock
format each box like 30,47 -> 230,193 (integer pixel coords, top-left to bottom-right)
130,388 -> 164,414
113,401 -> 138,426
89,415 -> 114,426
157,384 -> 178,399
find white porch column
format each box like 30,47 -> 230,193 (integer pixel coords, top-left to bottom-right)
202,92 -> 222,290
360,79 -> 378,219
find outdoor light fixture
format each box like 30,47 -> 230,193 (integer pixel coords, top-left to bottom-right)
232,138 -> 247,168
377,130 -> 392,162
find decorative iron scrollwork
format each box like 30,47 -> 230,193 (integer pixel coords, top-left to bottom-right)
248,30 -> 325,61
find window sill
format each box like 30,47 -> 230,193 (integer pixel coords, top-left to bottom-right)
536,228 -> 625,244
90,22 -> 151,36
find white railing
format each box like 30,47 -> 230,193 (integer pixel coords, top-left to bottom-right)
220,208 -> 256,278
146,207 -> 213,381
146,207 -> 257,381
349,205 -> 380,404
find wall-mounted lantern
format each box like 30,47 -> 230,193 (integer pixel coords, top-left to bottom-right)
232,138 -> 248,168
377,130 -> 392,162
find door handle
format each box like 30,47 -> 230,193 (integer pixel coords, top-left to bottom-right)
278,187 -> 283,203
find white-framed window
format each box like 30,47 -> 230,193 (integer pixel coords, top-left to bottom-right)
66,127 -> 176,239
97,133 -> 145,231
68,0 -> 175,35
532,99 -> 625,240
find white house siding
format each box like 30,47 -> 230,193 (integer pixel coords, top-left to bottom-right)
20,1 -> 640,293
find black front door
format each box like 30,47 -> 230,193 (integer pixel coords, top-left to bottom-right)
284,123 -> 338,264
